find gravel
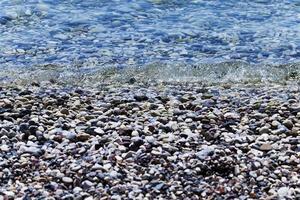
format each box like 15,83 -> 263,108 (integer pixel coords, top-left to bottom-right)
0,82 -> 299,199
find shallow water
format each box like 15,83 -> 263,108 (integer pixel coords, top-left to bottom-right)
0,0 -> 300,85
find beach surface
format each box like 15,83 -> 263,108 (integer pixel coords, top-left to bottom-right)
0,82 -> 299,199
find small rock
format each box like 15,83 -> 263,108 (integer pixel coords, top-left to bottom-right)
259,127 -> 270,134
257,175 -> 264,181
145,136 -> 156,143
63,131 -> 76,140
289,104 -> 300,112
76,133 -> 90,142
278,187 -> 290,198
196,145 -> 215,159
134,94 -> 148,101
3,191 -> 15,198
82,180 -> 94,189
0,144 -> 9,152
60,108 -> 69,115
271,121 -> 280,128
21,146 -> 43,156
202,93 -> 213,99
94,127 -> 104,135
234,165 -> 240,175
260,143 -> 272,151
224,112 -> 240,119
62,177 -> 73,184
131,130 -> 139,136
291,127 -> 300,136
283,119 -> 293,129
128,77 -> 136,84
74,100 -> 81,106
73,187 -> 83,193
153,182 -> 165,190
19,123 -> 29,133
91,163 -> 102,170
249,171 -> 257,178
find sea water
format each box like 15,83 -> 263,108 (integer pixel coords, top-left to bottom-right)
0,0 -> 300,85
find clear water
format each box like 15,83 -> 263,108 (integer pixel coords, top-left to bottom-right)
0,0 -> 300,85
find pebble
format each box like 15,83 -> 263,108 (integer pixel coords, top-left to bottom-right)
82,180 -> 94,189
260,143 -> 272,151
0,83 -> 298,199
73,187 -> 83,193
196,145 -> 215,159
277,187 -> 290,198
62,177 -> 73,184
256,175 -> 264,181
224,112 -> 240,119
259,127 -> 270,134
282,119 -> 293,129
76,133 -> 90,142
60,108 -> 69,115
63,131 -> 76,140
21,146 -> 42,156
3,191 -> 15,198
94,127 -> 104,135
0,144 -> 9,152
145,136 -> 156,143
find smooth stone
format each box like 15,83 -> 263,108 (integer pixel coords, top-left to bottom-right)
134,95 -> 148,101
60,108 -> 69,115
21,146 -> 42,156
283,119 -> 293,129
249,171 -> 257,178
3,191 -> 15,198
91,163 -> 102,170
73,187 -> 83,193
196,145 -> 215,159
145,136 -> 156,143
202,93 -> 213,99
0,144 -> 9,152
224,112 -> 240,119
19,123 -> 29,132
291,127 -> 300,136
82,180 -> 94,189
277,187 -> 290,198
271,121 -> 280,128
153,182 -> 165,190
131,130 -> 139,136
234,165 -> 240,175
70,165 -> 82,171
62,177 -> 73,184
257,175 -> 264,181
63,131 -> 76,140
76,133 -> 90,142
94,127 -> 104,135
259,127 -> 270,134
260,143 -> 272,151
289,104 -> 300,112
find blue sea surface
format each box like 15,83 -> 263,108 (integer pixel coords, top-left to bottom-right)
0,0 -> 300,84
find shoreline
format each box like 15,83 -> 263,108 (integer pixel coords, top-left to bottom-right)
0,82 -> 299,199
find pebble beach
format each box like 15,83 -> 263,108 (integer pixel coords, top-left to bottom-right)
0,82 -> 299,199
1,1 -> 300,199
